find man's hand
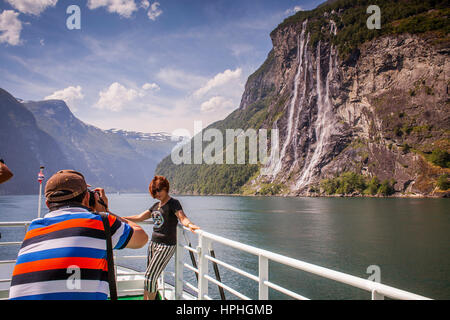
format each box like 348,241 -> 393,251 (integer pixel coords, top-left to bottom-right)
93,188 -> 109,212
90,188 -> 148,249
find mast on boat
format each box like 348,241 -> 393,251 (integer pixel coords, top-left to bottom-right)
37,166 -> 45,218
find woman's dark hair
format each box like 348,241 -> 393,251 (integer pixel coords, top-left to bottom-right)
149,176 -> 170,198
47,190 -> 87,210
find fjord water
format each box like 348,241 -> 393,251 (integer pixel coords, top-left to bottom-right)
0,194 -> 448,300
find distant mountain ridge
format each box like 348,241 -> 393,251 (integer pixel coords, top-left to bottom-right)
104,128 -> 176,141
0,88 -> 178,195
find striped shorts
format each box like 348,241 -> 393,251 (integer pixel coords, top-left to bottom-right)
144,241 -> 176,293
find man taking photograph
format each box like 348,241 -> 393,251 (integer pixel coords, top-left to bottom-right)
9,169 -> 148,300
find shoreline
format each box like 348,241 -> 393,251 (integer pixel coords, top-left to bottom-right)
1,192 -> 448,199
170,192 -> 449,199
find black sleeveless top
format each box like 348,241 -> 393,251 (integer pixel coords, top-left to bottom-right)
149,197 -> 182,245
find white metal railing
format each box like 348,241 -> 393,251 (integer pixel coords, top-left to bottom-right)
0,221 -> 31,253
0,221 -> 433,300
0,221 -> 31,299
175,225 -> 432,300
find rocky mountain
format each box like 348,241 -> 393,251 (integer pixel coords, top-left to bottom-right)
156,0 -> 449,197
0,89 -> 179,194
0,88 -> 72,195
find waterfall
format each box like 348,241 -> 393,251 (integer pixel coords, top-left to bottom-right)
264,19 -> 339,192
266,20 -> 308,178
295,40 -> 337,190
295,20 -> 338,190
330,20 -> 337,36
292,32 -> 311,169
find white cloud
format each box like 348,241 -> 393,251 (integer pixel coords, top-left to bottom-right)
285,5 -> 304,15
147,2 -> 162,21
4,0 -> 58,15
44,85 -> 84,112
140,0 -> 149,9
194,68 -> 242,98
200,96 -> 234,113
139,82 -> 160,97
156,67 -> 246,117
85,0 -> 160,20
142,82 -> 160,91
0,10 -> 23,46
156,68 -> 206,91
95,82 -> 138,112
87,0 -> 138,18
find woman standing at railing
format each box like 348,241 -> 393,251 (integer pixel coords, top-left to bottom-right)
125,175 -> 200,300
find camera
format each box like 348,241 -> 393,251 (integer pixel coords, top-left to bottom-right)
88,189 -> 97,208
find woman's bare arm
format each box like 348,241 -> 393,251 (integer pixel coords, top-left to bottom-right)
175,210 -> 200,233
125,209 -> 152,223
107,211 -> 148,249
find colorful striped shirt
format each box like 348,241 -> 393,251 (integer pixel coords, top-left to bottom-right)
9,206 -> 133,300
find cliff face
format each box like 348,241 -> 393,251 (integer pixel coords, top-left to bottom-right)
324,33 -> 449,196
156,1 -> 450,197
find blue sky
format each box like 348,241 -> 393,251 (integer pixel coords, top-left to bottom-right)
0,0 -> 324,134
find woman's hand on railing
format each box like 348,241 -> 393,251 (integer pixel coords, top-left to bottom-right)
187,222 -> 200,233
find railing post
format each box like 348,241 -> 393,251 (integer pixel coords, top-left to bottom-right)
197,233 -> 210,300
258,255 -> 269,300
175,226 -> 184,300
161,271 -> 165,299
372,289 -> 385,300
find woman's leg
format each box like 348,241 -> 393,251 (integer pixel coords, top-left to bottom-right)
144,241 -> 176,300
144,241 -> 154,300
144,242 -> 155,300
